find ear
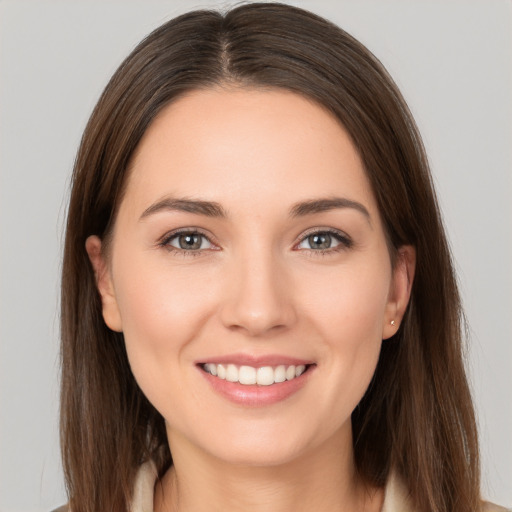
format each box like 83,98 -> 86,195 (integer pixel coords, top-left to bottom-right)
382,245 -> 416,340
85,235 -> 123,332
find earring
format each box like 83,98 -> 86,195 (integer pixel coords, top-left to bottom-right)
390,320 -> 396,326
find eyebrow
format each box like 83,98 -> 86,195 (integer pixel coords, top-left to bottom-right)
139,195 -> 371,224
289,197 -> 371,222
140,197 -> 228,220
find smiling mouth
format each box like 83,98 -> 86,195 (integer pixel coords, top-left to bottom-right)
201,363 -> 311,386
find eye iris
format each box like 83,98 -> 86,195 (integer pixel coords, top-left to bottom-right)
179,234 -> 202,250
309,233 -> 331,249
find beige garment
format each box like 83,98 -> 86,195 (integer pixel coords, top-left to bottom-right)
49,461 -> 512,511
129,460 -> 511,512
131,460 -> 159,512
380,471 -> 509,512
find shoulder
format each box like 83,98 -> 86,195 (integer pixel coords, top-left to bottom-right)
383,472 -> 511,512
48,461 -> 158,512
482,501 -> 511,512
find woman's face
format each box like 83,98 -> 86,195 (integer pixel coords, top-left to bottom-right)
88,88 -> 413,466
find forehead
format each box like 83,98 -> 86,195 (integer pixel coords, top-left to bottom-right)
123,87 -> 377,218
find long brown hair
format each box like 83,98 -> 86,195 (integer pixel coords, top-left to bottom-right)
61,3 -> 480,511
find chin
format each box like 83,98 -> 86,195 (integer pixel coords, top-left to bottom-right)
188,418 -> 340,469
207,439 -> 309,468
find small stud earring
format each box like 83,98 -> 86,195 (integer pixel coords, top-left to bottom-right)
390,320 -> 396,326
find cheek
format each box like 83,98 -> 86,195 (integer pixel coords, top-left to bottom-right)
116,251 -> 218,333
297,259 -> 390,406
302,259 -> 391,341
112,254 -> 220,401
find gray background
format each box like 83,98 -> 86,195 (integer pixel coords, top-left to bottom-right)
0,1 -> 510,510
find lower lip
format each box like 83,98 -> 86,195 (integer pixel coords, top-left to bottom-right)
198,365 -> 314,406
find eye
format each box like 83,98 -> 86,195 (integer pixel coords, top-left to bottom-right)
296,229 -> 352,252
164,231 -> 214,251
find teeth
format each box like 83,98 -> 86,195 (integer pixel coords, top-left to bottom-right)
204,363 -> 217,376
217,364 -> 226,379
226,364 -> 238,382
239,365 -> 256,385
203,363 -> 308,385
274,365 -> 286,383
256,366 -> 274,386
296,365 -> 306,377
286,365 -> 296,381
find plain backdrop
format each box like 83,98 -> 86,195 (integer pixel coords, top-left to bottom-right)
0,1 -> 510,511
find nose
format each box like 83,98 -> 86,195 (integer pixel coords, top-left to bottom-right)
219,248 -> 297,337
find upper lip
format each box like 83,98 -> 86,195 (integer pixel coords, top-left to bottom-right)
196,353 -> 314,367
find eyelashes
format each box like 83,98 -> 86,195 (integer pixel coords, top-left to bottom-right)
158,228 -> 217,258
164,231 -> 215,252
296,228 -> 353,253
158,227 -> 353,258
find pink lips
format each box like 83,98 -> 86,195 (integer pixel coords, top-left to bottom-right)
196,353 -> 315,407
197,353 -> 313,367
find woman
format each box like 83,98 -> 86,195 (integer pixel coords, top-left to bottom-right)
57,3 -> 508,512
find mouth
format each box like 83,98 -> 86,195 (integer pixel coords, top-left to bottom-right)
201,363 -> 311,386
197,358 -> 315,406
196,353 -> 316,406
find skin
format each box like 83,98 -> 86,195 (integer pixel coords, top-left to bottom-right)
86,88 -> 415,512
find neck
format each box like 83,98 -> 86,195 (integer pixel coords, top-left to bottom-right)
154,426 -> 383,512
